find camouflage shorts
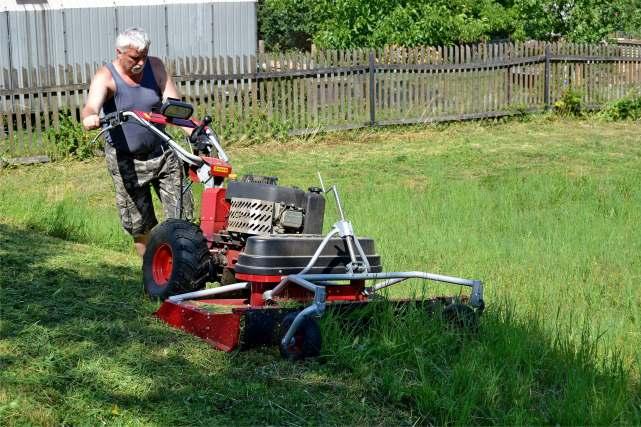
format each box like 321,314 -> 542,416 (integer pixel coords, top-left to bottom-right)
105,143 -> 194,237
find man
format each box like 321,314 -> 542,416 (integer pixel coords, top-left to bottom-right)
82,27 -> 192,257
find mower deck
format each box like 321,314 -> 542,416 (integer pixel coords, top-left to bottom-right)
155,284 -> 481,353
156,298 -> 247,351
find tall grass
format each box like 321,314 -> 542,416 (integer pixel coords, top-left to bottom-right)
1,116 -> 640,424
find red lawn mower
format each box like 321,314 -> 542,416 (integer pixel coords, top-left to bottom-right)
97,99 -> 485,360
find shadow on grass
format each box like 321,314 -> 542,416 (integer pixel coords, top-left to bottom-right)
1,223 -> 639,425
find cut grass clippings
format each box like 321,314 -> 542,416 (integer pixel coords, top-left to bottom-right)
1,114 -> 640,425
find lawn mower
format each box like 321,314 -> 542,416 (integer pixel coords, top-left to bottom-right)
97,98 -> 485,360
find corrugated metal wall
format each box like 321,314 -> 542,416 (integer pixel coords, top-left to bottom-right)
0,1 -> 257,89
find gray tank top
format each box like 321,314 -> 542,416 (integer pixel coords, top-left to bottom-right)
102,61 -> 165,155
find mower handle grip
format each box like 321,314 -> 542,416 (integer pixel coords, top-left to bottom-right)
99,111 -> 124,127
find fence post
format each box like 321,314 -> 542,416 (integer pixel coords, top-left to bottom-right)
544,44 -> 551,110
369,50 -> 376,126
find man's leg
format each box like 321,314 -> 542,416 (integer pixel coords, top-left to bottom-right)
105,143 -> 158,257
134,234 -> 149,257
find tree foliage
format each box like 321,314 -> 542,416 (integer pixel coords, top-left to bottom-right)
258,0 -> 641,51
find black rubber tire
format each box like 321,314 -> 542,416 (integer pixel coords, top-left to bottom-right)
442,303 -> 479,332
143,219 -> 211,300
279,312 -> 321,361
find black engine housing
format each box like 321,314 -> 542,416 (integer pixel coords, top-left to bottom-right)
225,180 -> 325,234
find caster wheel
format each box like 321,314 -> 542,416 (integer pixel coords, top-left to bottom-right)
279,312 -> 321,361
442,303 -> 479,332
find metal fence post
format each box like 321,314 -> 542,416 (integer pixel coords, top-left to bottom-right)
544,44 -> 551,110
369,51 -> 376,126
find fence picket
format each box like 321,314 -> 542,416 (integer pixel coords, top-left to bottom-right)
22,67 -> 35,151
307,52 -> 320,129
3,68 -> 15,152
293,53 -> 301,127
31,67 -> 42,150
318,51 -> 326,126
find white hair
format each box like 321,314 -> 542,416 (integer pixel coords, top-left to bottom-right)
115,27 -> 151,52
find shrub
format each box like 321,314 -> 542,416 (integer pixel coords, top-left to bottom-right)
45,111 -> 97,160
598,90 -> 641,121
554,87 -> 583,116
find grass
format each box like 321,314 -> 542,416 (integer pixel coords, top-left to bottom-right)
1,114 -> 640,425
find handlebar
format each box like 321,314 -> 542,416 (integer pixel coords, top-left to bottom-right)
98,111 -> 124,127
93,110 -> 229,166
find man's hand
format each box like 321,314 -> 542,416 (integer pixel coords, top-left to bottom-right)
82,114 -> 101,131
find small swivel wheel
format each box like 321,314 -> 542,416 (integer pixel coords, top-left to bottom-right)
279,312 -> 321,361
442,303 -> 479,332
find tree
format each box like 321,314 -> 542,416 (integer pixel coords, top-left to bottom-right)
258,0 -> 316,51
258,0 -> 641,51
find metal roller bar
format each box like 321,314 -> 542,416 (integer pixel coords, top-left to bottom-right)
168,282 -> 249,302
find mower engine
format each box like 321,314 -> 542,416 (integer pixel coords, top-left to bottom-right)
225,178 -> 325,236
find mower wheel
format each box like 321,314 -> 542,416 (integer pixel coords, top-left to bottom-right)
442,303 -> 479,332
279,312 -> 321,361
143,219 -> 211,300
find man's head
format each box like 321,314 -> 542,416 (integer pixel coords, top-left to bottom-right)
115,27 -> 151,75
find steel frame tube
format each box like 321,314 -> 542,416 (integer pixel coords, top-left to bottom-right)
284,275 -> 319,293
367,277 -> 407,292
279,278 -> 326,348
298,227 -> 339,276
204,129 -> 229,162
263,227 -> 340,301
280,303 -> 321,349
124,112 -> 205,166
298,271 -> 479,287
168,282 -> 249,302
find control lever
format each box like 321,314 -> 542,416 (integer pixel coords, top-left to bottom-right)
190,115 -> 212,145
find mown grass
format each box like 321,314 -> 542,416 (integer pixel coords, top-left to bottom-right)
1,114 -> 640,425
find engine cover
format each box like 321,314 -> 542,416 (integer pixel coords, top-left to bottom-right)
234,234 -> 383,275
226,181 -> 305,209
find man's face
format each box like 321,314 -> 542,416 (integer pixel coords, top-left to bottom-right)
117,47 -> 148,75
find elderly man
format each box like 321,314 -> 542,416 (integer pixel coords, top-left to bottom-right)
81,27 -> 192,257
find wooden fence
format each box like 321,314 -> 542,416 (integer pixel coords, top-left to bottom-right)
1,41 -> 641,157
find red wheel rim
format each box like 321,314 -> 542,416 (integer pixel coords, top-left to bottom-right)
152,243 -> 173,286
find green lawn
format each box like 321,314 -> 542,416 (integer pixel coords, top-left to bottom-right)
1,115 -> 640,425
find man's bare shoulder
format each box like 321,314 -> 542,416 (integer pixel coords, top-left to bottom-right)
92,65 -> 115,89
149,56 -> 167,73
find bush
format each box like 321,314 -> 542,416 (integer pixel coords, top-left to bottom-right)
554,87 -> 584,116
598,90 -> 641,121
45,111 -> 97,160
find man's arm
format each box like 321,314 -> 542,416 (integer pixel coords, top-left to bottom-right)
150,57 -> 194,135
81,67 -> 112,130
150,57 -> 180,101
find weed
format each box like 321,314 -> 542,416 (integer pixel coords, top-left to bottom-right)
554,87 -> 584,116
598,89 -> 641,121
44,111 -> 97,160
